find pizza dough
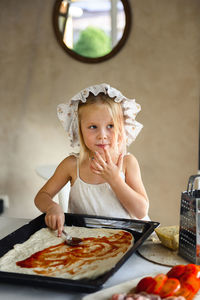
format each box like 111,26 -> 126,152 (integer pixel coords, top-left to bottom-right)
0,226 -> 134,280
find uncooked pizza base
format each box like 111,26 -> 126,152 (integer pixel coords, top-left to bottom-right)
0,226 -> 134,280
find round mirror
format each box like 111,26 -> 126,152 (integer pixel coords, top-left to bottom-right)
52,0 -> 132,63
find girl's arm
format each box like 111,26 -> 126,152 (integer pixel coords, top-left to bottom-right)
90,150 -> 149,219
110,154 -> 149,219
34,156 -> 76,236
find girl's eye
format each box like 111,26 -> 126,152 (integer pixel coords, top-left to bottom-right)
107,124 -> 114,129
89,125 -> 97,129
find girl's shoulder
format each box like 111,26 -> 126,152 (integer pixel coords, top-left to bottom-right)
123,153 -> 139,171
57,155 -> 77,174
61,154 -> 77,164
123,152 -> 138,163
63,154 -> 78,162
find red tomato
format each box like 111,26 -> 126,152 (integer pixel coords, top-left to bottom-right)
167,265 -> 185,279
136,276 -> 156,293
174,286 -> 192,299
180,274 -> 200,294
186,292 -> 197,300
159,278 -> 181,298
111,294 -> 125,300
183,264 -> 200,279
151,274 -> 168,294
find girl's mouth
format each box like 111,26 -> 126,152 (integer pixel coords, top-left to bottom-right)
96,144 -> 108,149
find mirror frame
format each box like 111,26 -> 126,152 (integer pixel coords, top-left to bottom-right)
52,0 -> 132,63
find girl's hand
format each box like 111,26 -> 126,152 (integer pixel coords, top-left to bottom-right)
90,148 -> 123,183
45,203 -> 65,237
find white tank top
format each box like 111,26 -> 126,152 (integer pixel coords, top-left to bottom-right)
68,159 -> 150,221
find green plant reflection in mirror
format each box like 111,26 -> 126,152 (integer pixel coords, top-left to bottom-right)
73,26 -> 111,58
53,0 -> 131,63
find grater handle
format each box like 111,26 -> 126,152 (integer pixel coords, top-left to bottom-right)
187,174 -> 200,195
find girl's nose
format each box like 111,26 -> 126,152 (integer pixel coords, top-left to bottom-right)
98,128 -> 107,139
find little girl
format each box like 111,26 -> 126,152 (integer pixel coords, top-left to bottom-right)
34,83 -> 149,236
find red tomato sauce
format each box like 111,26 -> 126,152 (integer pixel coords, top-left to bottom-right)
16,230 -> 132,277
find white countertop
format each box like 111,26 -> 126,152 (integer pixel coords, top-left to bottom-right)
0,217 -> 169,300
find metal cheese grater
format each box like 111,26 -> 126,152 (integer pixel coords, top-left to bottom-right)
179,174 -> 200,264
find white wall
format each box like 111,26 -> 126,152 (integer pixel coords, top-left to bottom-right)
0,0 -> 200,225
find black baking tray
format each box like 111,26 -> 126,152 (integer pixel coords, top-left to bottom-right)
0,213 -> 159,293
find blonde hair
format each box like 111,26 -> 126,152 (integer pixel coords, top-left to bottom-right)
78,93 -> 126,162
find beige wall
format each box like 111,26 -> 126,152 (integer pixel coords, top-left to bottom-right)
0,0 -> 199,225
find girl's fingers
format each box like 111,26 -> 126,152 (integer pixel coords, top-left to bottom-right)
117,154 -> 123,170
94,151 -> 106,166
45,214 -> 49,227
45,215 -> 51,228
93,161 -> 103,170
104,148 -> 112,164
45,215 -> 52,228
50,215 -> 57,230
90,156 -> 104,170
45,215 -> 56,230
57,217 -> 64,237
91,169 -> 101,175
90,163 -> 103,174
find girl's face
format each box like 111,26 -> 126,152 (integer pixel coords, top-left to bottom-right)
80,104 -> 118,157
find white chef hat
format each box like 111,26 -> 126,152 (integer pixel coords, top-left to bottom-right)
57,83 -> 143,153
